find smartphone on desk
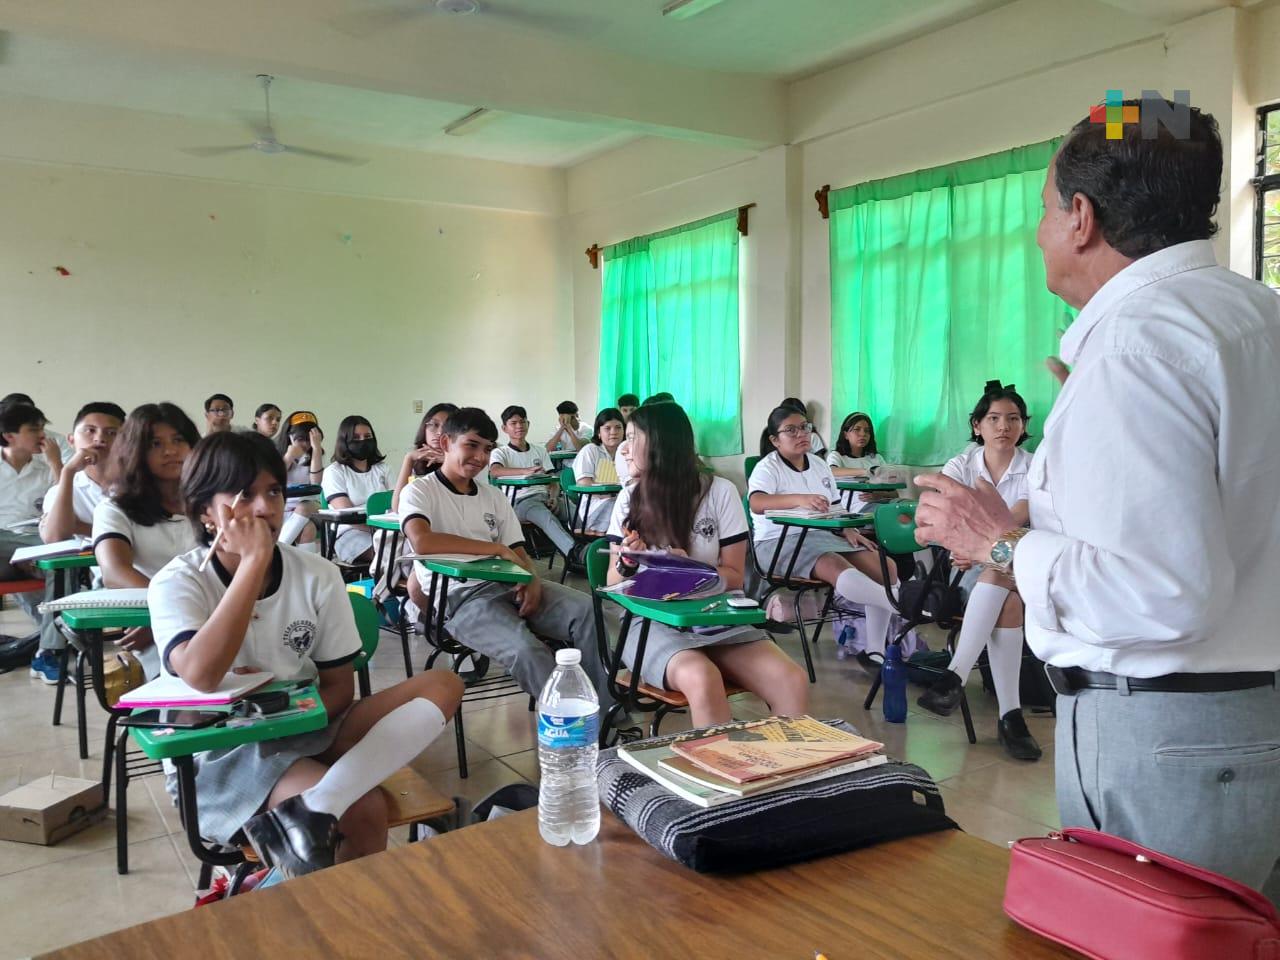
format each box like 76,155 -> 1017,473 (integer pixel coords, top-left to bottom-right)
122,709 -> 225,730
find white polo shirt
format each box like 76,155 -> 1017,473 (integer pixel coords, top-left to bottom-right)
747,452 -> 840,542
92,498 -> 197,579
150,544 -> 362,681
0,455 -> 54,532
42,471 -> 106,527
572,444 -> 618,531
825,451 -> 888,474
607,475 -> 748,567
321,461 -> 390,508
940,445 -> 1030,510
489,442 -> 550,502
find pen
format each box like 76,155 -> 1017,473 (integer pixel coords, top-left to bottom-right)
200,491 -> 243,572
700,600 -> 723,612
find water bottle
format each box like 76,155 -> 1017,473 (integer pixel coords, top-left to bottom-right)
835,624 -> 854,661
881,643 -> 908,723
536,648 -> 600,846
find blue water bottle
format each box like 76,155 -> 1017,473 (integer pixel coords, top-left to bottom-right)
835,624 -> 854,661
881,643 -> 908,723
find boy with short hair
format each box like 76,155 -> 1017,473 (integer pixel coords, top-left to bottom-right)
41,402 -> 126,542
616,394 -> 639,422
399,408 -> 612,706
489,405 -> 578,563
0,393 -> 73,462
204,393 -> 234,435
0,402 -> 64,682
546,401 -> 590,452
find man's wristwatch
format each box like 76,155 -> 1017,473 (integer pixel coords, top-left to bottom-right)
988,528 -> 1030,574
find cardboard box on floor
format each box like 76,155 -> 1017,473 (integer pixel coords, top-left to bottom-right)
0,775 -> 105,845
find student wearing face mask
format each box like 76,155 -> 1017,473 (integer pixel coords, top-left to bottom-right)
276,411 -> 325,551
320,416 -> 390,565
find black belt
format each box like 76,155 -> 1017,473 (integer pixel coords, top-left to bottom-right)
1047,666 -> 1276,696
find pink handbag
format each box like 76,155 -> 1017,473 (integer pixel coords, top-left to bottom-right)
1005,828 -> 1280,959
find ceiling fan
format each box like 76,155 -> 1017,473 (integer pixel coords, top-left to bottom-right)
182,75 -> 368,166
333,0 -> 604,39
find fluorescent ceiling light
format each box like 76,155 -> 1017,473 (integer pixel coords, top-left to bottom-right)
661,0 -> 728,19
443,107 -> 495,136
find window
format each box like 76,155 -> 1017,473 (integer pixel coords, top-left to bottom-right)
1256,104 -> 1280,292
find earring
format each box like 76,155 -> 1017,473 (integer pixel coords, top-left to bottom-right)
204,522 -> 216,533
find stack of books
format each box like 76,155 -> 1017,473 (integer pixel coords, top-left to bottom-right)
618,715 -> 885,808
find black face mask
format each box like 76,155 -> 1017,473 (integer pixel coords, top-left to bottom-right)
348,439 -> 376,461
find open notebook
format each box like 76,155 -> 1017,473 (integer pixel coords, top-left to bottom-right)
39,588 -> 149,614
10,536 -> 92,565
117,670 -> 275,708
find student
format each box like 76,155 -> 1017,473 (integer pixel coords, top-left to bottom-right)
149,430 -> 463,878
203,394 -> 234,435
93,403 -> 202,678
392,403 -> 459,512
41,402 -> 126,542
320,415 -> 390,565
607,402 -> 808,726
1,393 -> 73,462
546,401 -> 590,452
781,398 -> 828,457
616,394 -> 640,422
748,406 -> 900,672
253,403 -> 282,440
641,392 -> 674,406
489,405 -> 577,564
571,407 -> 624,534
615,418 -> 637,487
276,411 -> 325,549
400,407 -> 612,704
826,412 -> 892,513
916,381 -> 1039,761
0,402 -> 61,681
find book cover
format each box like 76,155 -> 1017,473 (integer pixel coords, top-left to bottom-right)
669,715 -> 883,784
612,550 -> 723,602
658,752 -> 887,797
117,670 -> 274,708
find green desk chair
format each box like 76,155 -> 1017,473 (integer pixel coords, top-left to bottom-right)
744,455 -> 761,480
860,501 -> 975,744
363,488 -> 415,679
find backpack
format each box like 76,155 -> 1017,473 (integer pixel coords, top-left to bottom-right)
0,632 -> 39,674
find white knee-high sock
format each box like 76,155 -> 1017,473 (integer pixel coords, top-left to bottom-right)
300,698 -> 446,819
947,582 -> 1008,677
835,568 -> 896,656
278,511 -> 311,545
863,605 -> 891,656
987,626 -> 1025,716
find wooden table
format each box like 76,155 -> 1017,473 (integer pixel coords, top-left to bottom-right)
41,809 -> 1073,960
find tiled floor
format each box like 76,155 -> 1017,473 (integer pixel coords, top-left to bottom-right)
0,585 -> 1058,958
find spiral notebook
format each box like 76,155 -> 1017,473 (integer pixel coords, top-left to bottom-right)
39,588 -> 149,614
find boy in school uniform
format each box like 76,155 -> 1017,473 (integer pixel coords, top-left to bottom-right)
1,393 -> 73,463
490,405 -> 578,563
41,402 -> 126,542
616,394 -> 640,422
0,402 -> 64,682
401,408 -> 613,707
545,401 -> 590,452
203,393 -> 234,435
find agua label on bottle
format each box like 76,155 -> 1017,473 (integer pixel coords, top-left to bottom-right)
537,712 -> 599,749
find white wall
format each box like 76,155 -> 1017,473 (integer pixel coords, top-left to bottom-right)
1,156 -> 569,459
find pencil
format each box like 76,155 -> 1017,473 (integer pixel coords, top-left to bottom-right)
199,491 -> 243,572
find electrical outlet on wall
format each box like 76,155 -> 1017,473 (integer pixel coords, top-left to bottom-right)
412,399 -> 423,414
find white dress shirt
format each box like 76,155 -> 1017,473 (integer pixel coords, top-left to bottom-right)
1014,240 -> 1280,676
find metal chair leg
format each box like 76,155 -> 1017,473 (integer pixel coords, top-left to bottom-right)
863,670 -> 883,711
102,711 -> 120,800
453,703 -> 468,779
793,596 -> 816,683
75,651 -> 89,760
958,687 -> 977,744
52,645 -> 72,727
197,861 -> 213,892
116,729 -> 130,875
397,605 -> 414,678
810,589 -> 835,647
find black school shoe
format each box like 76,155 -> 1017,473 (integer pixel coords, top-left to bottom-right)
853,650 -> 882,676
998,708 -> 1043,762
242,795 -> 341,879
917,669 -> 964,717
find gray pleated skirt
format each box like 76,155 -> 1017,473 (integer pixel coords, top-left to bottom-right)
164,706 -> 351,845
620,615 -> 765,689
755,529 -> 864,581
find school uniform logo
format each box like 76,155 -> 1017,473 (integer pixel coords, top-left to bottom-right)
821,477 -> 834,492
693,516 -> 717,541
282,620 -> 316,657
484,512 -> 497,531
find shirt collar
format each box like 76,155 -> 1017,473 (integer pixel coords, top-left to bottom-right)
435,472 -> 477,496
1059,240 -> 1218,364
973,445 -> 1030,485
210,545 -> 283,597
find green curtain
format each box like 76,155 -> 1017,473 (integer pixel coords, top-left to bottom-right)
599,211 -> 742,456
829,139 -> 1075,465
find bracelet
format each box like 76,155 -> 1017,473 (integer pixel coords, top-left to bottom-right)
615,555 -> 639,577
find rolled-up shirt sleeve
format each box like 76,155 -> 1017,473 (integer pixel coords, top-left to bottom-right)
1015,351 -> 1233,651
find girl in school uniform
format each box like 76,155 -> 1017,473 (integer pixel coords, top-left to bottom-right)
320,415 -> 390,565
826,412 -> 892,514
392,403 -> 459,512
571,407 -> 624,534
93,403 -> 203,677
748,406 -> 900,673
149,431 -> 462,878
275,411 -> 325,550
253,404 -> 282,440
781,398 -> 828,457
606,402 -> 809,727
915,381 -> 1039,761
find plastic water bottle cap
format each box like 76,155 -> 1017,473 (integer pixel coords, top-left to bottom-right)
555,649 -> 582,666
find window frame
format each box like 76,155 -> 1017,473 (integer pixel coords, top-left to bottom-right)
1254,103 -> 1280,291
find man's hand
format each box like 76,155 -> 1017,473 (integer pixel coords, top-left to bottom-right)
41,437 -> 63,475
913,474 -> 1015,563
515,576 -> 543,618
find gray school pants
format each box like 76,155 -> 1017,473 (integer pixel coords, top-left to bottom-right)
1056,682 -> 1280,900
443,579 -> 613,711
0,528 -> 62,651
515,496 -> 576,557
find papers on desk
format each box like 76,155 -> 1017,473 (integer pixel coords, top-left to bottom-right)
404,552 -> 498,564
39,588 -> 149,614
116,670 -> 274,708
315,507 -> 365,518
763,508 -> 854,520
10,537 -> 92,564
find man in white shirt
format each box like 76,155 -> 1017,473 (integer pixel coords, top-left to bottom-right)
913,101 -> 1280,897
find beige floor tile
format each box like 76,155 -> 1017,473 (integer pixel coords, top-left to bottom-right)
937,783 -> 1057,848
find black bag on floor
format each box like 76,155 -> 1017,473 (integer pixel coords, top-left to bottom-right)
0,632 -> 38,674
978,641 -> 1056,711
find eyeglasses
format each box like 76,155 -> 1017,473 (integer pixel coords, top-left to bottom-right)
208,407 -> 232,416
776,423 -> 814,437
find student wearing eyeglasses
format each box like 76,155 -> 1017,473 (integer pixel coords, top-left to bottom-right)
748,406 -> 900,672
203,394 -> 234,435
